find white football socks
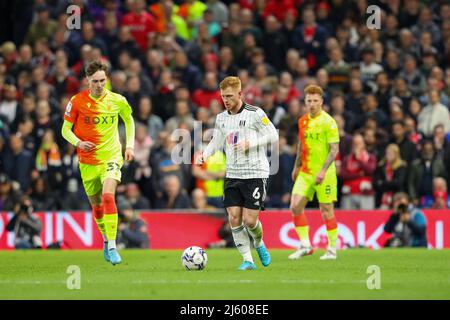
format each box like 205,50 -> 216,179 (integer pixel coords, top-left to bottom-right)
108,240 -> 116,251
231,224 -> 253,263
247,220 -> 263,248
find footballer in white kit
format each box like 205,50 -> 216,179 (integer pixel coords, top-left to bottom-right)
197,76 -> 278,270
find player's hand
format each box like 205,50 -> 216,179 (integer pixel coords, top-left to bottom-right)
77,141 -> 96,152
195,153 -> 205,165
291,166 -> 300,182
125,147 -> 134,162
234,140 -> 250,152
315,169 -> 326,185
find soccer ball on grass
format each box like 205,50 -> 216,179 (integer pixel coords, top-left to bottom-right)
181,246 -> 208,270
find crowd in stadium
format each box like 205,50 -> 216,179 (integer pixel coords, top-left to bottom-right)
0,0 -> 450,213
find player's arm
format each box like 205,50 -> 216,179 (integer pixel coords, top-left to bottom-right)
61,120 -> 80,147
321,143 -> 339,172
61,120 -> 96,152
198,117 -> 225,164
119,96 -> 136,161
316,118 -> 340,184
292,138 -> 302,181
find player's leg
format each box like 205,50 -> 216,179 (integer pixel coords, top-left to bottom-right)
242,178 -> 270,267
227,206 -> 255,270
242,208 -> 271,267
288,173 -> 314,259
87,191 -> 110,262
318,203 -> 338,260
102,178 -> 121,264
224,178 -> 255,270
316,172 -> 338,260
80,163 -> 109,261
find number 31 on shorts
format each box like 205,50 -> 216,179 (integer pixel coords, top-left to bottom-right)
106,162 -> 120,172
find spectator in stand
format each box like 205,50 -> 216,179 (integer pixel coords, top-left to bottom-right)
324,46 -> 351,93
135,96 -> 164,143
46,57 -> 80,100
262,15 -> 289,72
260,86 -> 286,128
408,140 -> 447,207
191,188 -> 217,211
433,124 -> 448,162
24,4 -> 57,48
357,94 -> 389,129
411,7 -> 441,45
340,134 -> 377,210
0,84 -> 19,125
238,69 -> 262,106
133,123 -> 153,198
218,46 -> 239,81
109,26 -> 142,69
2,133 -> 34,192
154,174 -> 191,209
60,178 -> 90,211
121,0 -> 157,53
0,173 -> 22,212
192,129 -> 226,208
390,120 -> 418,165
177,0 -> 207,39
192,72 -> 222,109
117,182 -> 151,210
117,201 -> 149,249
265,132 -> 294,208
172,51 -> 203,93
279,71 -> 301,104
165,100 -> 195,133
292,7 -> 329,72
33,99 -> 59,144
29,176 -> 58,211
432,177 -> 449,209
345,77 -> 366,115
6,195 -> 42,249
150,130 -> 190,199
417,89 -> 450,138
124,75 -> 144,113
35,129 -> 63,191
152,69 -> 176,122
399,54 -> 427,97
384,192 -> 427,248
373,144 -> 408,209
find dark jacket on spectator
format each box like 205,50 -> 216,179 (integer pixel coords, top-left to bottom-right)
408,157 -> 447,201
373,163 -> 408,207
154,191 -> 191,209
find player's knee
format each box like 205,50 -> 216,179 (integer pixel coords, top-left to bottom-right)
102,193 -> 117,213
290,203 -> 304,215
228,214 -> 241,227
243,216 -> 257,229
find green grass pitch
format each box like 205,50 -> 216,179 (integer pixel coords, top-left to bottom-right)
1,249 -> 449,299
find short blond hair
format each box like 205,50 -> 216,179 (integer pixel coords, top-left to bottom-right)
304,85 -> 324,97
219,76 -> 241,90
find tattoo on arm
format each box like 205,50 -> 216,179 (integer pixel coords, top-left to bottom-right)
321,143 -> 339,171
294,139 -> 302,168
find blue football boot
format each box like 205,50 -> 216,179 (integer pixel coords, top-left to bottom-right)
238,261 -> 257,270
103,242 -> 110,262
255,243 -> 271,267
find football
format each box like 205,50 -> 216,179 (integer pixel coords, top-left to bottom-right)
181,246 -> 208,270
